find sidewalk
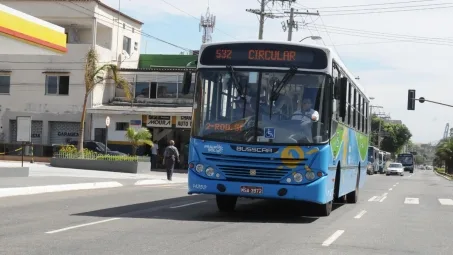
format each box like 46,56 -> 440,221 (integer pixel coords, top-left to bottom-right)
0,161 -> 188,198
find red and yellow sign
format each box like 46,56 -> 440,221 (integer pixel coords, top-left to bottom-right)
0,4 -> 67,54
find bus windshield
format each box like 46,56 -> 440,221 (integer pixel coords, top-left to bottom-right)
192,69 -> 330,145
397,155 -> 413,165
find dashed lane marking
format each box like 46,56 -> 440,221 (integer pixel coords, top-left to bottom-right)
354,210 -> 367,219
322,230 -> 345,247
404,198 -> 419,204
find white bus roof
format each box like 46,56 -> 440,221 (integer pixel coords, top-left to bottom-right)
199,40 -> 368,99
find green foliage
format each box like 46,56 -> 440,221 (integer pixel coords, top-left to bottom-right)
434,138 -> 453,174
125,127 -> 153,155
370,115 -> 412,153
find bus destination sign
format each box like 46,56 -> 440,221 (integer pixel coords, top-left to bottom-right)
200,43 -> 328,69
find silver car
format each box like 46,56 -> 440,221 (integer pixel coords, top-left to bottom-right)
386,163 -> 404,176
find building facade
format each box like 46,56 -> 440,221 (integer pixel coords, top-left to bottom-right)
87,54 -> 197,167
0,0 -> 142,155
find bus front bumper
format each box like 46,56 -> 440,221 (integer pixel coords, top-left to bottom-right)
187,173 -> 330,204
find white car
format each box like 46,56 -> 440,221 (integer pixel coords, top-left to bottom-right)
386,163 -> 404,176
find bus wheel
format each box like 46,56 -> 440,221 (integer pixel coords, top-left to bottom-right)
347,170 -> 360,203
216,195 -> 237,212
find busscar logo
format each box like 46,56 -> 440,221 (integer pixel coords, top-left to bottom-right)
231,145 -> 278,153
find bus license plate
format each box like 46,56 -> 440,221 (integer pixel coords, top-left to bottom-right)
240,186 -> 263,194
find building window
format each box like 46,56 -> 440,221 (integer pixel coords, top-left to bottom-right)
115,122 -> 129,131
45,75 -> 69,95
0,75 -> 11,94
123,36 -> 131,54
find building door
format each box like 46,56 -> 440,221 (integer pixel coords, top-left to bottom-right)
10,120 -> 43,144
94,128 -> 106,143
49,121 -> 80,145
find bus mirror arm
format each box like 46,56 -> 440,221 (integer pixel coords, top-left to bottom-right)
339,77 -> 348,119
182,60 -> 197,95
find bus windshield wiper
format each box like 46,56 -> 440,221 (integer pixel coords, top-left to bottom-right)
228,65 -> 248,118
269,66 -> 298,119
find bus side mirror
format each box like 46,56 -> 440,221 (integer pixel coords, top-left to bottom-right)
339,77 -> 347,118
182,71 -> 192,95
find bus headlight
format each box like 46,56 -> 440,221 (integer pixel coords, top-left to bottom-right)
306,171 -> 315,180
294,173 -> 303,183
195,164 -> 204,173
205,167 -> 215,177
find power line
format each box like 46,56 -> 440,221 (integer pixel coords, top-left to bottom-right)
321,4 -> 453,16
316,2 -> 452,13
303,23 -> 453,44
303,24 -> 453,46
300,0 -> 441,10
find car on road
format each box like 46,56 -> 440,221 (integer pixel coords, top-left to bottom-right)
386,163 -> 404,176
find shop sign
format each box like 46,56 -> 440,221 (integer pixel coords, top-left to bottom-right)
147,116 -> 171,128
176,116 -> 192,128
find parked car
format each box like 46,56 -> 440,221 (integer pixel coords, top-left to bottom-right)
386,162 -> 404,176
68,140 -> 126,156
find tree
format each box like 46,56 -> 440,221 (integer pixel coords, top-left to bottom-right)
125,127 -> 153,155
435,138 -> 453,174
78,49 -> 132,153
370,115 -> 412,153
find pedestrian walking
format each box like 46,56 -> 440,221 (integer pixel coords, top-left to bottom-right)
150,140 -> 158,170
163,140 -> 180,181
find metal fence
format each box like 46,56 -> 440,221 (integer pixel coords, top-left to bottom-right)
53,152 -> 149,162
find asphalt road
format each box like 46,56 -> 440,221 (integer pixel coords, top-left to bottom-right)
1,169 -> 451,255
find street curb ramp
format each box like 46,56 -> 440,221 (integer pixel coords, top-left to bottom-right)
0,181 -> 123,198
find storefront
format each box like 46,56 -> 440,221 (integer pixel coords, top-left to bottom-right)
9,120 -> 43,144
146,114 -> 192,168
48,121 -> 80,145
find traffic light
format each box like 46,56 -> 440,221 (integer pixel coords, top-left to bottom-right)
407,89 -> 416,110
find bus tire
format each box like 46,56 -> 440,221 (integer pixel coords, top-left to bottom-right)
333,164 -> 346,203
346,167 -> 360,204
216,195 -> 237,212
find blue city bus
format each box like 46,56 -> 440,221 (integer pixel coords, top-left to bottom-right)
181,41 -> 371,216
396,153 -> 414,173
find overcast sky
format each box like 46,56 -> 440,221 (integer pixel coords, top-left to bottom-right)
103,0 -> 453,144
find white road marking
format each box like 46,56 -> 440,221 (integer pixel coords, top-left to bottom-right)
438,199 -> 453,205
389,188 -> 393,191
393,184 -> 397,187
368,196 -> 378,201
379,196 -> 387,202
170,200 -> 207,209
383,193 -> 388,196
404,198 -> 419,204
396,182 -> 399,185
354,210 -> 367,219
134,180 -> 187,186
0,182 -> 123,198
322,230 -> 345,246
46,218 -> 121,234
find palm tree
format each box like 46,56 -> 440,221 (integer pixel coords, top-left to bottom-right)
435,137 -> 453,174
125,127 -> 153,155
77,48 -> 132,153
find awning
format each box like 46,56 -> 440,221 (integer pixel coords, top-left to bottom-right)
0,3 -> 67,55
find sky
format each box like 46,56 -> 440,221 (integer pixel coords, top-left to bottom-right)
102,0 -> 453,144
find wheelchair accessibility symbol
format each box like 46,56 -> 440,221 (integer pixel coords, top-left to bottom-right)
264,127 -> 275,139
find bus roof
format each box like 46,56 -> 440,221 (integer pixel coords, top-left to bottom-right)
199,40 -> 368,99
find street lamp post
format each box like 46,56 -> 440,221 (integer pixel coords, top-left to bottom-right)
299,35 -> 322,42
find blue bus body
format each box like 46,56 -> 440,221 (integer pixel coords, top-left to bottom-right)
188,125 -> 368,204
185,41 -> 370,216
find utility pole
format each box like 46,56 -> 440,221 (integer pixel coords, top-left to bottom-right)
246,0 -> 295,40
283,9 -> 319,41
287,8 -> 294,41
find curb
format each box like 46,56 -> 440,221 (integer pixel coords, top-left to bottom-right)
0,181 -> 123,198
134,179 -> 187,186
434,170 -> 453,181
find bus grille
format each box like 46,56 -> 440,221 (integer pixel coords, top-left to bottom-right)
202,153 -> 306,183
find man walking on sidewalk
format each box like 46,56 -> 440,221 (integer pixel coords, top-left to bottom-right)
151,140 -> 158,170
163,140 -> 180,181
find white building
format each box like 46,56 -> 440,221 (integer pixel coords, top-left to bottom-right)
0,0 -> 143,150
